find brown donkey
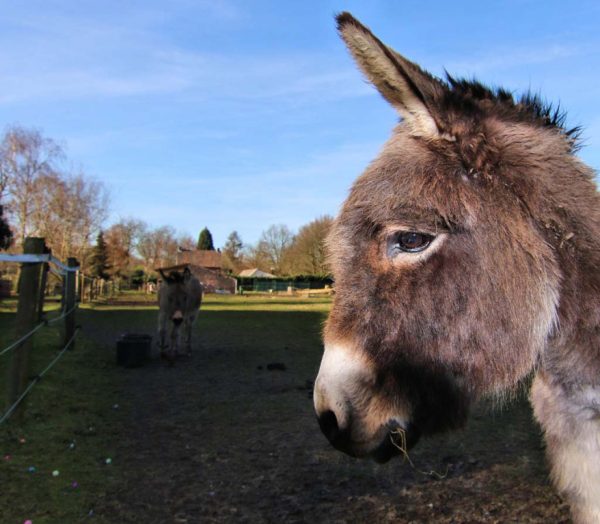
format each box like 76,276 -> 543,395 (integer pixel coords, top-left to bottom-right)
314,13 -> 600,523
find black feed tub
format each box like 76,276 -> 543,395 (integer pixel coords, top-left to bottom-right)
116,333 -> 152,368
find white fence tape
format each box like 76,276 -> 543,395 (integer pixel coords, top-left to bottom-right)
49,255 -> 78,273
0,254 -> 79,272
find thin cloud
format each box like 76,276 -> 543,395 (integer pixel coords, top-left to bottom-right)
445,42 -> 596,76
0,5 -> 370,106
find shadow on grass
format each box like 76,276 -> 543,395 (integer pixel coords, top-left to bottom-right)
1,305 -> 564,523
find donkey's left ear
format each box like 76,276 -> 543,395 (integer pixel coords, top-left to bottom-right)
337,12 -> 447,139
183,267 -> 192,281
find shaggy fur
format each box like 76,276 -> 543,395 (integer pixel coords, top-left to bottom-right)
157,267 -> 203,362
314,12 -> 600,523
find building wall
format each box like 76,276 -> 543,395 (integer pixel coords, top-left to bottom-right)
179,250 -> 222,271
190,266 -> 236,294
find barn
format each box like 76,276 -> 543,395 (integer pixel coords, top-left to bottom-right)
157,249 -> 237,294
237,268 -> 276,278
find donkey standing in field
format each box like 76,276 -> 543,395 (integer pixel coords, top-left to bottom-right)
314,13 -> 600,523
157,267 -> 203,363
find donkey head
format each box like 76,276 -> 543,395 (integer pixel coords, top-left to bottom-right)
312,13 -> 587,462
159,267 -> 194,326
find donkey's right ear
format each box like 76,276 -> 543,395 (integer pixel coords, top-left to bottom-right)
158,269 -> 170,282
336,12 -> 447,140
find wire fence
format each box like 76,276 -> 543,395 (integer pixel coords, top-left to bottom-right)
0,239 -> 82,424
46,303 -> 78,325
0,327 -> 80,426
0,253 -> 78,357
0,321 -> 46,357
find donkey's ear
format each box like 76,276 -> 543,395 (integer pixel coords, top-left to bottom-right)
158,269 -> 171,283
183,267 -> 192,281
336,12 -> 446,139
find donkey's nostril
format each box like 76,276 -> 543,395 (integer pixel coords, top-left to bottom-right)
318,410 -> 340,442
317,409 -> 356,455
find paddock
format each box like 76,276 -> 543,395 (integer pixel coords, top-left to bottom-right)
0,295 -> 568,522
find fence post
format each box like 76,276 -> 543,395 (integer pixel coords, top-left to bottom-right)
64,258 -> 77,350
37,246 -> 50,323
6,237 -> 46,419
78,272 -> 84,303
75,268 -> 81,302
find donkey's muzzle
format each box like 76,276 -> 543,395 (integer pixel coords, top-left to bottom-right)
371,421 -> 421,463
172,317 -> 183,326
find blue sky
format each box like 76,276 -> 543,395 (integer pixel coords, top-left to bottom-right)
1,1 -> 599,246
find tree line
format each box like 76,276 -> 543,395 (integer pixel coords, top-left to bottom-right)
219,219 -> 333,276
0,125 -> 333,283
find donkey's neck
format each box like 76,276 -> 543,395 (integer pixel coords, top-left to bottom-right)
543,175 -> 600,387
531,374 -> 600,524
531,176 -> 600,523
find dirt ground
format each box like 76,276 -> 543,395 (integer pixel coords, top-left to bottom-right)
81,298 -> 571,524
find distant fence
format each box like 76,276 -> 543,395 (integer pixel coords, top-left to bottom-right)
0,237 -> 81,424
79,272 -> 117,303
236,275 -> 334,293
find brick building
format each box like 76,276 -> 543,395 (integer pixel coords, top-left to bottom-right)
158,250 -> 236,294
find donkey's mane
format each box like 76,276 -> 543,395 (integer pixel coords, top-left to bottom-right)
442,74 -> 582,150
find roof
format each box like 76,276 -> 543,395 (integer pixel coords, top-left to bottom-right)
238,268 -> 276,278
178,250 -> 222,269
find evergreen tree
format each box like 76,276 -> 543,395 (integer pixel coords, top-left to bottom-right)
0,205 -> 12,250
90,230 -> 111,280
197,227 -> 215,250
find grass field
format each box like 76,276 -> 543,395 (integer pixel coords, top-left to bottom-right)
0,294 -> 570,523
0,294 -> 329,523
0,300 -> 122,523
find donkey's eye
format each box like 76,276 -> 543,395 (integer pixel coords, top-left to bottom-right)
388,231 -> 435,255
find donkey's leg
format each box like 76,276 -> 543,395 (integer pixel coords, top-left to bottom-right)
182,313 -> 196,356
531,373 -> 600,524
167,323 -> 180,363
157,310 -> 167,353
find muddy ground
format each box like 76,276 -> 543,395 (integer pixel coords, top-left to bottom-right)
81,299 -> 570,523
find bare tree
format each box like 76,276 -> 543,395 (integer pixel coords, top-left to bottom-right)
0,125 -> 64,244
177,234 -> 196,252
137,226 -> 178,275
105,218 -> 146,278
242,244 -> 271,273
287,216 -> 333,275
255,224 -> 294,275
47,172 -> 109,269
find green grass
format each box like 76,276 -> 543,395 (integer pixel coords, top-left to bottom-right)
0,304 -> 124,523
0,294 -> 331,523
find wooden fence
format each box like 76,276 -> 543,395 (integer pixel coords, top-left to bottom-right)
0,237 -> 80,423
